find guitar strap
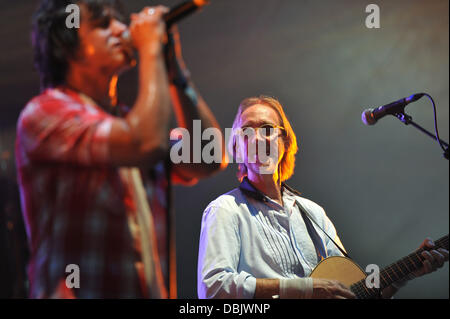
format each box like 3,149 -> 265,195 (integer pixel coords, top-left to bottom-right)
239,178 -> 351,260
296,202 -> 327,262
282,183 -> 351,260
294,199 -> 350,260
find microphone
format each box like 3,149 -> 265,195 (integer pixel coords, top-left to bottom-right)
164,0 -> 210,28
361,93 -> 425,125
122,0 -> 210,41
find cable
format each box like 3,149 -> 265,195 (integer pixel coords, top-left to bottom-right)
423,93 -> 448,153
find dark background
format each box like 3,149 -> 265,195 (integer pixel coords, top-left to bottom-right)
0,0 -> 448,298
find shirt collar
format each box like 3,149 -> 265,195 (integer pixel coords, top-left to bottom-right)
239,177 -> 299,210
239,177 -> 268,203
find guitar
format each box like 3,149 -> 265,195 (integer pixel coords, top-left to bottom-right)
309,234 -> 449,298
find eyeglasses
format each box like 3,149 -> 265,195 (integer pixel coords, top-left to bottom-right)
236,124 -> 286,140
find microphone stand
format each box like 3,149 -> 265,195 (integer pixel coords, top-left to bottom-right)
394,112 -> 449,160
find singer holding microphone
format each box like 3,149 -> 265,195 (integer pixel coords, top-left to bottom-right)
16,0 -> 224,298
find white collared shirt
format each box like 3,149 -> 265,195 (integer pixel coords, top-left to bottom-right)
197,185 -> 346,299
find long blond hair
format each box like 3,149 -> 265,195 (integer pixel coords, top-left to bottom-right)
228,96 -> 298,182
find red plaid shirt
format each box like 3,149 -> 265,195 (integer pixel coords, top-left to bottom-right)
16,87 -> 172,298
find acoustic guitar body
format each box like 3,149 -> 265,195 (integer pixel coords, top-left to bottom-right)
309,235 -> 448,298
309,256 -> 367,287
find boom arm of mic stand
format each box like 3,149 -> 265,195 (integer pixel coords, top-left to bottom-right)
394,112 -> 449,160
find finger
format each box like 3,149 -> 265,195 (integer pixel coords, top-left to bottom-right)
418,238 -> 431,250
156,5 -> 170,14
336,281 -> 352,291
421,250 -> 433,262
139,6 -> 152,16
422,259 -> 433,274
340,290 -> 356,299
424,238 -> 435,249
421,251 -> 437,271
336,286 -> 356,299
145,7 -> 155,15
141,6 -> 164,20
438,248 -> 449,261
429,250 -> 445,268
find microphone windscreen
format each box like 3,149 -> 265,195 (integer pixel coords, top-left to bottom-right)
361,109 -> 376,126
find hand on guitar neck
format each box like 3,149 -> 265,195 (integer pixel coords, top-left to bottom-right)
375,237 -> 449,299
412,237 -> 449,278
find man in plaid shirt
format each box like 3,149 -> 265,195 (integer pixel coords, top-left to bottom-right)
16,0 -> 225,298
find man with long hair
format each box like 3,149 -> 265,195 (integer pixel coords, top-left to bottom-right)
16,0 -> 225,298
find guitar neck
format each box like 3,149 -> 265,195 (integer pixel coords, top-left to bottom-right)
351,234 -> 449,299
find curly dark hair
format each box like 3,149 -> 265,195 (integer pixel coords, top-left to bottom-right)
32,0 -> 125,90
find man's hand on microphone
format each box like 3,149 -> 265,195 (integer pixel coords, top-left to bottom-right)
129,6 -> 169,56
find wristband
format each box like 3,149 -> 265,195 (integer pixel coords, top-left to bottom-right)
279,278 -> 313,299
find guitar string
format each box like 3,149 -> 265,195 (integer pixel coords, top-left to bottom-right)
350,236 -> 448,298
377,236 -> 448,287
